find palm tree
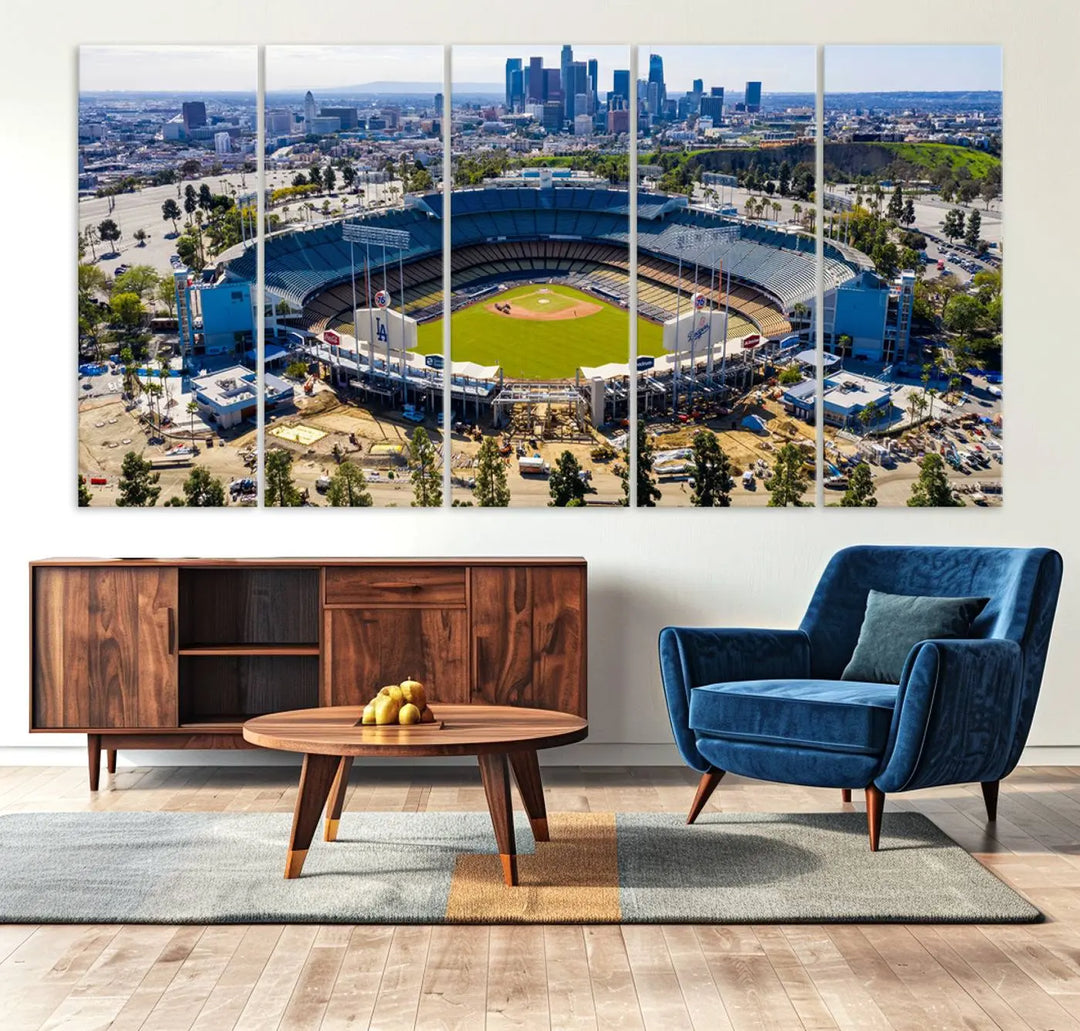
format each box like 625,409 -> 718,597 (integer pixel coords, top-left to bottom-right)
792,202 -> 802,227
771,201 -> 782,221
186,399 -> 199,448
743,197 -> 755,218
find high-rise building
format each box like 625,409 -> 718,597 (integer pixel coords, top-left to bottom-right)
505,58 -> 522,110
434,92 -> 444,114
303,91 -> 316,126
542,100 -> 563,133
607,108 -> 629,134
560,45 -> 574,120
320,107 -> 358,130
182,101 -> 206,134
612,69 -> 630,106
509,68 -> 524,111
745,81 -> 762,113
528,57 -> 544,103
700,89 -> 724,122
587,58 -> 598,112
544,68 -> 562,107
647,54 -> 666,111
213,131 -> 231,155
568,61 -> 588,118
646,81 -> 661,122
265,109 -> 292,136
693,78 -> 703,95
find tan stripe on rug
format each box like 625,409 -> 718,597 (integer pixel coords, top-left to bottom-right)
444,812 -> 620,922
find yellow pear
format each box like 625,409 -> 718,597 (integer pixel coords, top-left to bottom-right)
361,702 -> 377,725
378,684 -> 404,704
399,678 -> 427,710
374,695 -> 401,725
398,703 -> 421,725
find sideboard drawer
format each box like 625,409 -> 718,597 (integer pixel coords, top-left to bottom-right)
324,566 -> 467,607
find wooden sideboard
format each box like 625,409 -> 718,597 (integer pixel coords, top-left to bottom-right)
30,558 -> 586,789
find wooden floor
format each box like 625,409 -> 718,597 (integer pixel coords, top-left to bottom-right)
1,764 -> 1080,1031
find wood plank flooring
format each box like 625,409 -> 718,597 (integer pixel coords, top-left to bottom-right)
1,764 -> 1079,1030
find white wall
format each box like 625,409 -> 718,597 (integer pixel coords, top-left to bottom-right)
2,0 -> 1078,766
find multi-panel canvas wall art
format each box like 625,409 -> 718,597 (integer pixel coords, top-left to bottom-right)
76,44 -> 1002,508
78,46 -> 258,506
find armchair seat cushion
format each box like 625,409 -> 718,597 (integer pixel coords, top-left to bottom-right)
689,679 -> 898,757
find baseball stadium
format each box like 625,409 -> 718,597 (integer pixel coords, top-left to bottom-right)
220,178 -> 863,432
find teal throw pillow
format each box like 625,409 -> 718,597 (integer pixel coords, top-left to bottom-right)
841,590 -> 989,684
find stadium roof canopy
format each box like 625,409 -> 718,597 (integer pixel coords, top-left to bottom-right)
451,360 -> 501,380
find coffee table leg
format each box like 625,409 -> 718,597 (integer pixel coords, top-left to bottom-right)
509,749 -> 549,842
324,756 -> 354,842
285,753 -> 340,879
477,752 -> 517,886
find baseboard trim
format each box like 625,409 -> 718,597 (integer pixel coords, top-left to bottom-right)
1,743 -> 1077,767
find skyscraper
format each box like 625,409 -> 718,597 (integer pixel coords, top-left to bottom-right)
587,58 -> 598,113
693,78 -> 703,95
560,45 -> 574,121
182,101 -> 206,134
700,89 -> 724,122
303,91 -> 316,126
528,57 -> 544,103
745,80 -> 762,113
647,54 -> 666,112
569,61 -> 588,118
612,69 -> 630,106
544,68 -> 562,107
505,58 -> 522,111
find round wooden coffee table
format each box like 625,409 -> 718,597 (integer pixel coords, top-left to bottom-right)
243,704 -> 588,886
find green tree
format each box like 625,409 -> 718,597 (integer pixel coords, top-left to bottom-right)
942,208 -> 965,242
78,474 -> 93,507
767,443 -> 808,507
162,198 -> 181,234
409,427 -> 442,507
133,228 -> 148,247
908,452 -> 963,507
964,209 -> 982,249
97,218 -> 121,254
112,265 -> 160,301
181,466 -> 226,506
286,360 -> 310,380
156,278 -> 177,317
943,293 -> 983,335
198,183 -> 213,211
548,450 -> 587,507
840,462 -> 878,507
902,197 -> 916,226
634,420 -> 662,507
778,365 -> 803,386
308,165 -> 323,190
265,448 -> 302,506
689,430 -> 733,507
110,291 -> 145,333
327,462 -> 373,507
887,184 -> 904,222
342,163 -> 356,189
473,436 -> 510,507
323,166 -> 336,193
115,451 -> 160,507
183,184 -> 198,221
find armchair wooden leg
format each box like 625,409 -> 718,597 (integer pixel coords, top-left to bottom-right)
687,769 -> 725,825
981,780 -> 1000,822
841,789 -> 851,803
866,784 -> 885,852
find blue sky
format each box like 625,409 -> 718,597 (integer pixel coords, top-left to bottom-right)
79,44 -> 1002,95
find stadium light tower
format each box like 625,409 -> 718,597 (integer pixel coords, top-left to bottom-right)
671,225 -> 740,408
342,222 -> 411,392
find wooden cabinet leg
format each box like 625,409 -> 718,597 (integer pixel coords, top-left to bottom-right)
509,749 -> 548,842
324,756 -> 354,842
106,749 -> 117,775
88,734 -> 101,792
866,784 -> 885,852
285,753 -> 341,879
478,752 -> 517,886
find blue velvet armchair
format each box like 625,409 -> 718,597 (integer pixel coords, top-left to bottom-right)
659,546 -> 1063,850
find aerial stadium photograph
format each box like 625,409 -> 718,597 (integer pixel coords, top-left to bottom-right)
77,46 -> 259,507
631,45 -> 819,507
821,45 -> 1003,508
441,44 -> 633,508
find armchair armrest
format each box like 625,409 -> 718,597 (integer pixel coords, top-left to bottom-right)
658,627 -> 811,772
876,637 -> 1023,793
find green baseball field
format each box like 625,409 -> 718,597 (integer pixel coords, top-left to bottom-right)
413,284 -> 665,379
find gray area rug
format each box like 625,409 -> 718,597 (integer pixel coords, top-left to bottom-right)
0,810 -> 1039,924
